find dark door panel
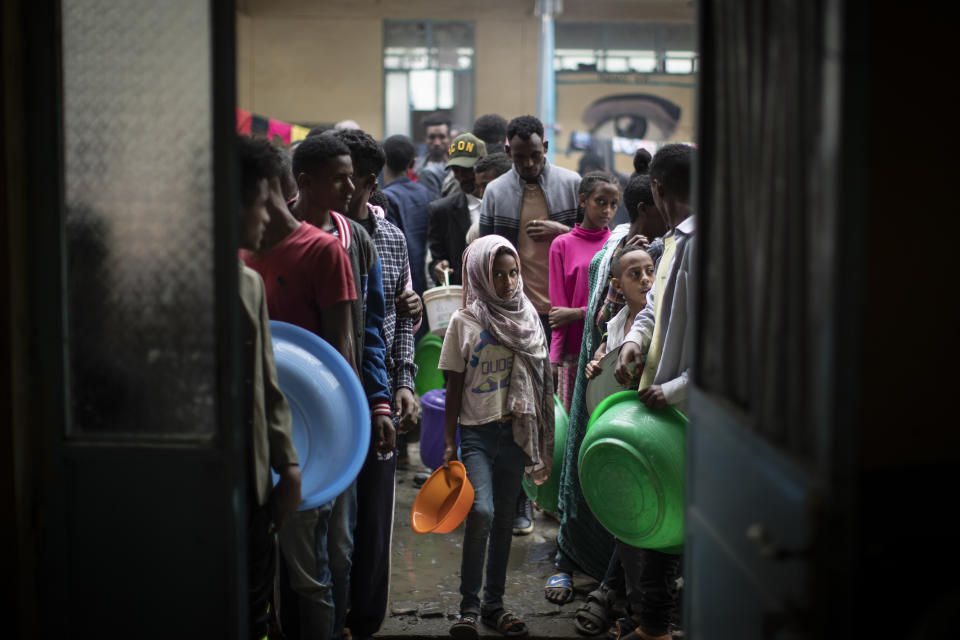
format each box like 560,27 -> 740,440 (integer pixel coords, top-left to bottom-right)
13,0 -> 245,635
689,0 -> 837,636
62,450 -> 236,634
688,391 -> 812,638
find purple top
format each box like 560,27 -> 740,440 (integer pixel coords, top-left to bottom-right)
548,223 -> 611,363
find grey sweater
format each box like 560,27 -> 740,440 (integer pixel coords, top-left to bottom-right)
478,161 -> 582,248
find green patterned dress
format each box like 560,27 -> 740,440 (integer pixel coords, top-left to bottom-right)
554,226 -> 629,579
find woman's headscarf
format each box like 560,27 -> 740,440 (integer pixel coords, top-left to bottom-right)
460,235 -> 555,484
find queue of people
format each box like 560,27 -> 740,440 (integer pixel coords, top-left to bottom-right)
236,111 -> 695,640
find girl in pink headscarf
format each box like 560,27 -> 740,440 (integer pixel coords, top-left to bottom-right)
437,234 -> 553,639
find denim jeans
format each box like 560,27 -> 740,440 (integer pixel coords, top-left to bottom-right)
458,420 -> 527,615
323,482 -> 357,640
278,481 -> 357,640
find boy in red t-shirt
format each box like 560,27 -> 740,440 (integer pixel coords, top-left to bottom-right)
240,179 -> 357,355
240,141 -> 359,639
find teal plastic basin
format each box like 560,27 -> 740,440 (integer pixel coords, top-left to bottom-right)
522,394 -> 568,513
414,334 -> 445,396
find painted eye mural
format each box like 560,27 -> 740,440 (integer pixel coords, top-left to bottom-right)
582,93 -> 682,142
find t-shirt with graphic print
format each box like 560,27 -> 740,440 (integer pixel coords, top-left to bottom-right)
437,309 -> 514,426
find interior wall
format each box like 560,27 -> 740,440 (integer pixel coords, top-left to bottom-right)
854,7 -> 959,469
843,5 -> 959,636
236,12 -> 253,110
473,17 -> 540,138
238,0 -> 695,144
242,0 -> 694,22
248,16 -> 385,134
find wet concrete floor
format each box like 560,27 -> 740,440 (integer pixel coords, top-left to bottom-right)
373,441 -> 598,639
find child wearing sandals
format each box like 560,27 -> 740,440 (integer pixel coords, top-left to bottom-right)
566,245 -> 654,637
439,235 -> 555,639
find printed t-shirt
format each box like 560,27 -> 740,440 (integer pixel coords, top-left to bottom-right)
516,183 -> 552,315
437,310 -> 514,425
241,222 -> 356,335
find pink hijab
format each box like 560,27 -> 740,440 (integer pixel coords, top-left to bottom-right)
461,235 -> 554,485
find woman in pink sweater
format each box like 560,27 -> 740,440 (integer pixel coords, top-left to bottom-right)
548,172 -> 617,411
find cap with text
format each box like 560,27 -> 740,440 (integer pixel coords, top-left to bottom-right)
445,133 -> 487,170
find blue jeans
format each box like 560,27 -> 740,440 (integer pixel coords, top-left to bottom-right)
320,482 -> 357,640
277,481 -> 357,640
458,421 -> 527,615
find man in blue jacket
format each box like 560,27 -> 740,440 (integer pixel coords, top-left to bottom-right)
382,134 -> 433,309
413,111 -> 452,200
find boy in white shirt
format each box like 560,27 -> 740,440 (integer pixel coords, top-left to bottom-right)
584,245 -> 655,383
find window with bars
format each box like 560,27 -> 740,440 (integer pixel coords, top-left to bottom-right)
383,20 -> 474,139
554,22 -> 697,75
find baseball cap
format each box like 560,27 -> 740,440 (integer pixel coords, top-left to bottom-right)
445,133 -> 487,170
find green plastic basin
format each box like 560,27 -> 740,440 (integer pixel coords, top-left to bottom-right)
414,335 -> 445,396
579,391 -> 687,550
522,394 -> 567,513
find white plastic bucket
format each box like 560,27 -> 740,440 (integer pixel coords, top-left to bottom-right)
422,272 -> 463,336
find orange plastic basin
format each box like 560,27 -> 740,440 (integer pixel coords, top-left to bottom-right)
410,461 -> 475,534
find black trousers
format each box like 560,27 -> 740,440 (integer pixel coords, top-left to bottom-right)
539,313 -> 552,348
555,547 -> 579,575
346,447 -> 398,638
248,500 -> 275,640
601,547 -> 626,596
616,543 -> 682,637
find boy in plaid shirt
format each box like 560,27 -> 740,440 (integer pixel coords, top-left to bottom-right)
329,128 -> 420,640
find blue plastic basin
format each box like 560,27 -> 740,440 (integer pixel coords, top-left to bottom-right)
270,321 -> 371,510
